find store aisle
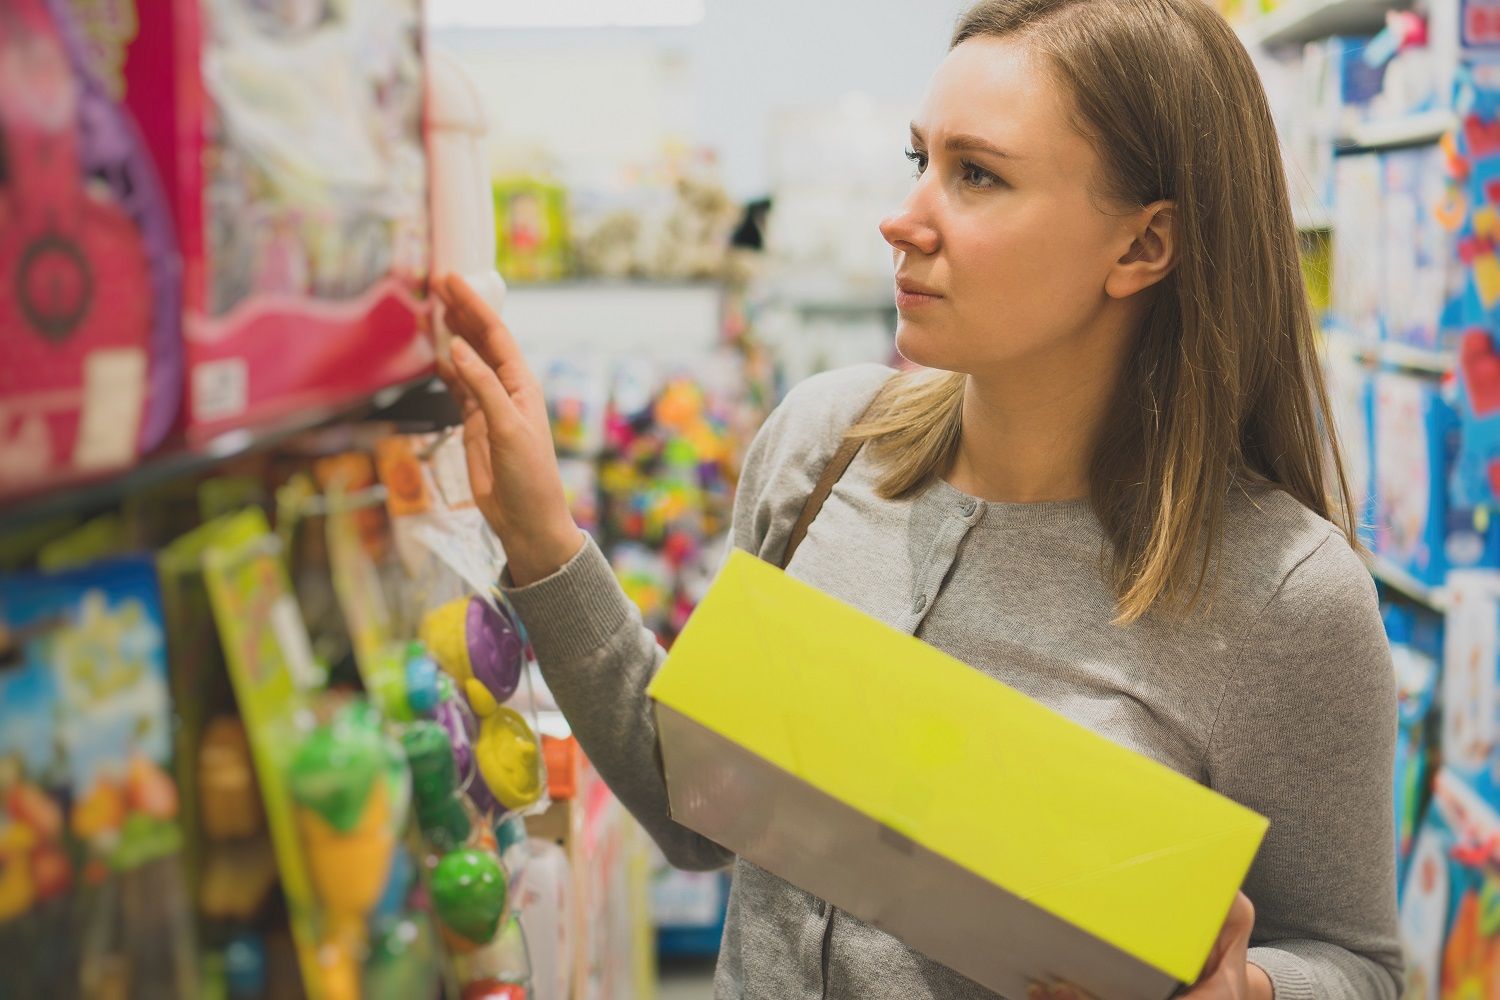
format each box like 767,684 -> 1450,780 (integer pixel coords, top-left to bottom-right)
657,958 -> 718,1000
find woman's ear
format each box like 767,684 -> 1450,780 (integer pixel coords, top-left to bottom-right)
1106,200 -> 1177,300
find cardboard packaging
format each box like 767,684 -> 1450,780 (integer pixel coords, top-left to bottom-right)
69,0 -> 433,443
649,550 -> 1269,1000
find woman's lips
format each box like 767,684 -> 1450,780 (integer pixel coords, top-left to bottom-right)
895,283 -> 943,310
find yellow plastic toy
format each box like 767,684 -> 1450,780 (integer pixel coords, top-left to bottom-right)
474,707 -> 543,812
419,597 -> 525,718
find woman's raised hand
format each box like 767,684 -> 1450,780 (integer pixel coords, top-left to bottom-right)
434,273 -> 584,587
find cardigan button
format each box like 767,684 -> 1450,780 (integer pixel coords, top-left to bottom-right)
912,593 -> 928,615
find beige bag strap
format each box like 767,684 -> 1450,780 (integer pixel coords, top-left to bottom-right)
780,383 -> 890,570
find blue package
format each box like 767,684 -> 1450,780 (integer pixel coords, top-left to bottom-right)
1373,372 -> 1457,585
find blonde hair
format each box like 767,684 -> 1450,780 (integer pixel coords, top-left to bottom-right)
850,0 -> 1355,624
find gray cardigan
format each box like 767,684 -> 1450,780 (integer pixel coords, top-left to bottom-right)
502,363 -> 1403,1000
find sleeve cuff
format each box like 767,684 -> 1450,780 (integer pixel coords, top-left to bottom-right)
1247,947 -> 1316,1000
500,533 -> 637,663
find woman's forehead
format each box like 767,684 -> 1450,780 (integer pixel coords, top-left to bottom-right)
915,38 -> 1091,167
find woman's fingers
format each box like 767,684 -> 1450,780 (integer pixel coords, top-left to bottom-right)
435,354 -> 481,420
437,274 -> 532,390
449,336 -> 522,437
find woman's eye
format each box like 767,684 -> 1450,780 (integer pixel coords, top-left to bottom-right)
904,147 -> 928,176
960,159 -> 999,189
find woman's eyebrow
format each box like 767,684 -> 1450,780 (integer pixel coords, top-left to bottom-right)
909,124 -> 1018,159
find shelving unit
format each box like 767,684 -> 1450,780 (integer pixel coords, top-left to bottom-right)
1369,554 -> 1451,611
1245,0 -> 1408,49
1323,330 -> 1455,374
0,374 -> 444,533
1295,206 -> 1335,231
1337,109 -> 1459,153
504,280 -> 724,358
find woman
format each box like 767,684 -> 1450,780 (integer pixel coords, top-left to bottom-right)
439,1 -> 1403,997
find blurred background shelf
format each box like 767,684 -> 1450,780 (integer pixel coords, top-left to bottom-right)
503,280 -> 725,358
1368,554 -> 1450,611
1337,109 -> 1458,153
0,375 -> 446,533
1246,0 -> 1409,48
1323,331 -> 1455,374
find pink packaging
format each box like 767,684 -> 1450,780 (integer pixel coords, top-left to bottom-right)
0,0 -> 182,497
75,0 -> 434,442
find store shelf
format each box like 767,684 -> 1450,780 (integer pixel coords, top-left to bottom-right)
1323,330 -> 1455,373
1245,0 -> 1407,48
1368,554 -> 1450,611
762,295 -> 898,315
1294,207 -> 1334,231
0,374 -> 443,533
1336,110 -> 1458,153
503,280 -> 724,358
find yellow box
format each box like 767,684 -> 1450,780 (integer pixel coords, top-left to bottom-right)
648,550 -> 1269,999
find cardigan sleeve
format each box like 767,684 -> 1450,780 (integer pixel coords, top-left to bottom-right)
1207,531 -> 1404,999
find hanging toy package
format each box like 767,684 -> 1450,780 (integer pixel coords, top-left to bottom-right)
65,0 -> 433,443
359,428 -> 550,996
0,557 -> 197,998
198,509 -> 444,1000
0,0 -> 182,499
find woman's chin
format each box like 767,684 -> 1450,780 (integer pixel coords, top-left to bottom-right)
894,326 -> 955,371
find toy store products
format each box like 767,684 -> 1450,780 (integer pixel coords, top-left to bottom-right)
71,0 -> 433,441
1322,36 -> 1391,133
1399,767 -> 1500,999
493,177 -> 571,283
0,556 -> 196,997
650,551 -> 1268,1000
516,838 -> 574,1000
421,596 -> 526,714
427,48 -> 508,363
1392,630 -> 1440,888
1442,572 -> 1500,781
0,0 -> 182,496
1372,372 -> 1456,585
1333,154 -> 1386,342
1383,146 -> 1460,351
432,848 -> 509,952
199,509 -> 353,998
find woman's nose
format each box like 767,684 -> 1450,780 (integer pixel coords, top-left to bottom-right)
880,201 -> 940,256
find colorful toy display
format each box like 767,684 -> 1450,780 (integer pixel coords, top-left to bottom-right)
422,596 -> 527,715
1333,146 -> 1463,352
433,848 -> 510,952
1441,77 -> 1500,513
1399,767 -> 1500,999
68,0 -> 433,441
0,0 -> 182,497
0,555 -> 196,996
1442,573 -> 1500,783
1388,603 -> 1443,889
1373,373 -> 1455,584
1385,146 -> 1461,351
493,177 -> 572,283
288,709 -> 409,993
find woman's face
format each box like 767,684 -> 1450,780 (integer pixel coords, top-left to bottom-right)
882,36 -> 1141,375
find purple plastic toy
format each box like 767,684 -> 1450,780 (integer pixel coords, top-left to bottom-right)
467,598 -> 525,705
